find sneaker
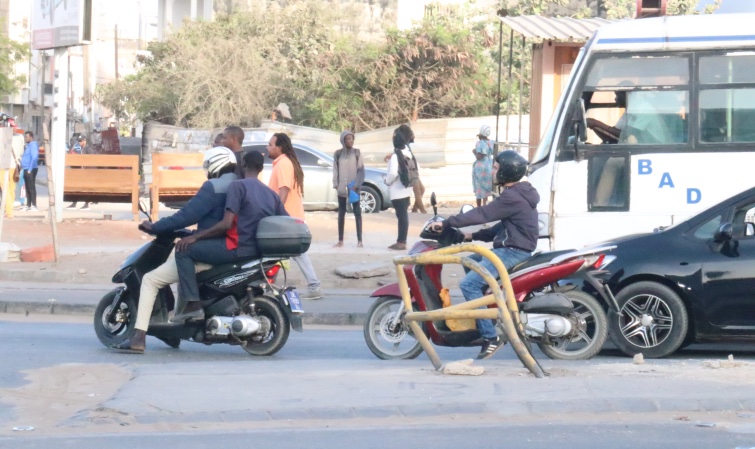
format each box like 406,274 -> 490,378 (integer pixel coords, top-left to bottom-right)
19,206 -> 29,212
66,203 -> 77,210
300,288 -> 324,300
477,336 -> 504,360
80,204 -> 90,210
29,206 -> 38,211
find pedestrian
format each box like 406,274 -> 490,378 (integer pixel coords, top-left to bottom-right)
221,126 -> 246,179
213,132 -> 224,147
472,125 -> 494,208
383,125 -> 426,213
66,136 -> 91,210
21,131 -> 39,212
332,130 -> 364,248
2,133 -> 23,218
267,133 -> 324,300
384,127 -> 418,251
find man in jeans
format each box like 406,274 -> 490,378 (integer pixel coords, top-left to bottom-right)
21,131 -> 39,212
267,133 -> 323,300
172,151 -> 288,322
435,150 -> 539,360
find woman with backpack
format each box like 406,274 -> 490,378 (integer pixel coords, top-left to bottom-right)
384,127 -> 418,250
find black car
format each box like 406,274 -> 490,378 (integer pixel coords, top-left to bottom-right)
585,187 -> 755,358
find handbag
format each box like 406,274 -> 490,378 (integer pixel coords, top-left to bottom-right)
12,164 -> 19,183
347,181 -> 360,203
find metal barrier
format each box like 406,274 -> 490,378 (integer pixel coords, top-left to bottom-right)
392,243 -> 545,378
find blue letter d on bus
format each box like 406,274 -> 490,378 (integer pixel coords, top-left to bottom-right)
687,188 -> 701,204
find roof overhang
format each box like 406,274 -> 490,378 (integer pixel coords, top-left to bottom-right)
498,15 -> 614,42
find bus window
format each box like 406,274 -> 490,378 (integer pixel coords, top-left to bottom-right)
700,54 -> 755,143
588,154 -> 630,211
620,90 -> 688,145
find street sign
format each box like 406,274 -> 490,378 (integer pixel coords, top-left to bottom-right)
31,0 -> 92,50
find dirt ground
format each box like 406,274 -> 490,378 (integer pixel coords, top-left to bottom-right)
0,209 -> 467,289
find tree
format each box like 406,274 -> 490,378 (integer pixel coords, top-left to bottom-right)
0,36 -> 30,97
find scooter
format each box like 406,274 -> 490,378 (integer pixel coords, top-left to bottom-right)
93,212 -> 310,356
364,194 -> 617,361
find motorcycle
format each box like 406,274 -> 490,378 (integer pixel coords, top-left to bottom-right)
364,194 -> 617,361
93,211 -> 311,356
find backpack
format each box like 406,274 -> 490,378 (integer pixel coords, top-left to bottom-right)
397,148 -> 419,188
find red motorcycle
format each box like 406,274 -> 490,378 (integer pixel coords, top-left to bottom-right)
364,196 -> 617,361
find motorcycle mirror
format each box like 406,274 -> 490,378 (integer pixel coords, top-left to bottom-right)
430,192 -> 437,216
460,205 -> 473,214
138,200 -> 151,222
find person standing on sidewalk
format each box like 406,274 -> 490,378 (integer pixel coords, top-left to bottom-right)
2,133 -> 23,218
384,129 -> 417,251
472,125 -> 494,208
66,136 -> 91,210
111,147 -> 239,353
267,133 -> 324,300
21,131 -> 39,212
332,130 -> 364,248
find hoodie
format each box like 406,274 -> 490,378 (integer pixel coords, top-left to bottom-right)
332,130 -> 365,197
444,182 -> 540,252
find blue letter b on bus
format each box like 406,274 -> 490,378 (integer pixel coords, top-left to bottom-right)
638,159 -> 652,175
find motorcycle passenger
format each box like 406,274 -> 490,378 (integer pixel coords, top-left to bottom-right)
111,147 -> 239,353
172,150 -> 288,322
434,150 -> 539,360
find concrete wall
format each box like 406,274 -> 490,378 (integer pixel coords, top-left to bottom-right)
143,115 -> 529,203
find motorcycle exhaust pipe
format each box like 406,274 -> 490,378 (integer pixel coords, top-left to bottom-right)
231,316 -> 261,337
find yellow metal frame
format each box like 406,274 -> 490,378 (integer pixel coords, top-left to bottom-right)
393,243 -> 545,378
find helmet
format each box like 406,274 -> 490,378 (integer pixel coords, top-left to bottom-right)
203,146 -> 236,178
495,150 -> 528,184
478,125 -> 491,138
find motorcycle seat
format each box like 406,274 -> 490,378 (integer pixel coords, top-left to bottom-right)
510,249 -> 575,274
521,292 -> 573,315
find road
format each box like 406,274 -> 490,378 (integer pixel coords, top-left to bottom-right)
1,316 -> 755,448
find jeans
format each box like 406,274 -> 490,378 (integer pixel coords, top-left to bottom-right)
459,247 -> 531,339
337,195 -> 362,242
391,197 -> 410,244
23,168 -> 37,208
292,253 -> 320,290
176,238 -> 249,303
134,250 -> 212,331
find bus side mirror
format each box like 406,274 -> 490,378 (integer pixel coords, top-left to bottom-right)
573,99 -> 588,144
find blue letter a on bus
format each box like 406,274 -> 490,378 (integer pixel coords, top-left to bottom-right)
687,188 -> 701,204
659,173 -> 675,188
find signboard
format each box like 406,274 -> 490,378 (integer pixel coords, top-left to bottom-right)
31,0 -> 92,50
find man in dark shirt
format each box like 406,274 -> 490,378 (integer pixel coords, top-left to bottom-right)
172,151 -> 288,322
222,125 -> 246,179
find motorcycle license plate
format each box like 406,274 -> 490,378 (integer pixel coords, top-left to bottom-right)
286,290 -> 304,314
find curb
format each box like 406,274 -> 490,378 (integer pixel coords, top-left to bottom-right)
66,397 -> 755,427
0,301 -> 367,326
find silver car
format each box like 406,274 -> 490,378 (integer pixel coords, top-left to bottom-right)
242,142 -> 390,213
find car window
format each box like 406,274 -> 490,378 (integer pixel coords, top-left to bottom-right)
692,214 -> 723,240
294,147 -> 320,166
746,207 -> 755,237
732,203 -> 755,238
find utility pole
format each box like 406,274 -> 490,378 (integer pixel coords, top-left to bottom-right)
114,24 -> 119,80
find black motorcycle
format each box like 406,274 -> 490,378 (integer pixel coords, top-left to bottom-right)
93,216 -> 311,356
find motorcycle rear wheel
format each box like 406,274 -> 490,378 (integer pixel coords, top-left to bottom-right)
364,296 -> 424,360
537,290 -> 608,360
240,295 -> 290,356
94,288 -> 137,348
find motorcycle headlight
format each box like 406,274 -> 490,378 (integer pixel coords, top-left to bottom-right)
597,255 -> 616,270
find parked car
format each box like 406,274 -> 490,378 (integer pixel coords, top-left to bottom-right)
582,187 -> 755,358
242,142 -> 390,214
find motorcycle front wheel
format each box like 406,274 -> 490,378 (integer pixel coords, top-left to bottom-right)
537,290 -> 608,360
94,288 -> 137,348
363,296 -> 424,360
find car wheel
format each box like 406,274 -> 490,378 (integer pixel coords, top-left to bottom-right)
359,185 -> 381,214
608,281 -> 688,358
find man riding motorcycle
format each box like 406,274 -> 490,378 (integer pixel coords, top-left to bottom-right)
111,146 -> 239,354
432,150 -> 539,360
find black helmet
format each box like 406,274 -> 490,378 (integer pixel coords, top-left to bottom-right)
495,150 -> 528,184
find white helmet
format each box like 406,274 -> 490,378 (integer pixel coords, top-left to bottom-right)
478,125 -> 491,138
203,146 -> 236,178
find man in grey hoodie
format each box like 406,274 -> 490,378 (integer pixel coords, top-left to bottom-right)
332,130 -> 365,247
435,150 -> 539,360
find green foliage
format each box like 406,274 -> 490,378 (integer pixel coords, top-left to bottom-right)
0,35 -> 30,97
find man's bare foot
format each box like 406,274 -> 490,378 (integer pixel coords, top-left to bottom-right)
334,241 -> 344,248
357,241 -> 363,248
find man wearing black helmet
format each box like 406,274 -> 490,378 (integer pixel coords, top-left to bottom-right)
433,150 -> 539,360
